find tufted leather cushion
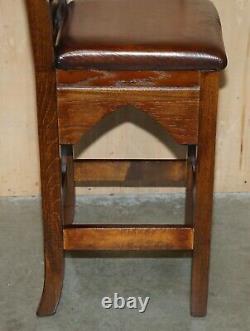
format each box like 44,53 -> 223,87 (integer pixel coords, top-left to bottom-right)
56,0 -> 227,71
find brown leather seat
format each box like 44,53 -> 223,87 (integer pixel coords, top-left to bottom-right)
56,0 -> 227,71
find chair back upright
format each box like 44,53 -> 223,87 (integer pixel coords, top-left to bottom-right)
25,0 -> 68,71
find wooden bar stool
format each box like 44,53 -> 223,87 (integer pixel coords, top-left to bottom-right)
25,0 -> 227,317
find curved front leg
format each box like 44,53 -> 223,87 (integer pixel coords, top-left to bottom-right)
36,72 -> 64,316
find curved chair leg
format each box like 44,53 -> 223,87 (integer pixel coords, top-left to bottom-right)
62,145 -> 75,225
191,72 -> 219,317
37,249 -> 64,316
36,72 -> 64,317
36,135 -> 64,316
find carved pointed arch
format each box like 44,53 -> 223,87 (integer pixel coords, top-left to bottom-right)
58,86 -> 199,145
72,107 -> 186,159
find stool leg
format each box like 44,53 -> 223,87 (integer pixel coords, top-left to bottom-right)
62,145 -> 75,225
191,72 -> 219,317
36,73 -> 64,317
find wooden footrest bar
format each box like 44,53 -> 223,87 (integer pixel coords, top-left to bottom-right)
74,159 -> 187,187
63,225 -> 194,251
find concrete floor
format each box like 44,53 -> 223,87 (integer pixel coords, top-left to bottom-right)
0,193 -> 250,331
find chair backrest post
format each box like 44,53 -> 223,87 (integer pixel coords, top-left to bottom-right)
25,0 -> 59,148
25,0 -> 56,72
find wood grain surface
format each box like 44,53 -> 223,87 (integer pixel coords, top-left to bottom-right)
63,225 -> 194,251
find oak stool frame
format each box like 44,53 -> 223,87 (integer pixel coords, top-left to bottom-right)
25,0 -> 227,317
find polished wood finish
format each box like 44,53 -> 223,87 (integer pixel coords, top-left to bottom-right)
57,70 -> 200,87
74,159 -> 186,187
58,87 -> 199,145
26,0 -> 226,318
63,225 -> 194,251
57,70 -> 199,145
191,72 -> 219,317
25,0 -> 64,316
